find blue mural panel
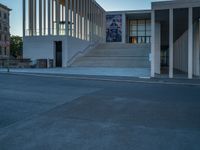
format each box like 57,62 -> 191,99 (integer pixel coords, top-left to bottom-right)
106,14 -> 122,42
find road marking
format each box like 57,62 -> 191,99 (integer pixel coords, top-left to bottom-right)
2,72 -> 200,86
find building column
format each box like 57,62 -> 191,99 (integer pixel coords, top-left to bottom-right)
33,0 -> 37,35
65,0 -> 69,36
80,0 -> 82,39
70,0 -> 72,36
151,10 -> 155,77
169,8 -> 174,78
188,7 -> 193,79
84,0 -> 87,40
122,13 -> 126,43
44,0 -> 46,35
52,0 -> 55,35
23,0 -> 26,37
56,0 -> 60,35
77,0 -> 79,38
48,0 -> 51,35
155,23 -> 161,74
73,0 -> 76,37
39,0 -> 42,36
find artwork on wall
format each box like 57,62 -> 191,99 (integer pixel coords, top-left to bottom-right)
106,14 -> 122,42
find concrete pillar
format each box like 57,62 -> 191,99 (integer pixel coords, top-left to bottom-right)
169,8 -> 174,78
155,23 -> 161,74
56,0 -> 60,35
52,0 -> 55,35
84,0 -> 87,40
151,10 -> 155,77
77,0 -> 79,38
73,0 -> 76,37
23,0 -> 26,37
80,0 -> 82,39
33,0 -> 36,35
48,0 -> 51,35
122,13 -> 126,43
193,20 -> 200,76
91,1 -> 93,41
70,0 -> 72,36
44,0 -> 46,35
39,0 -> 42,36
188,7 -> 193,79
65,0 -> 69,36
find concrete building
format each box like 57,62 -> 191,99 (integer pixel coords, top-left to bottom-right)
0,3 -> 11,58
23,0 -> 200,79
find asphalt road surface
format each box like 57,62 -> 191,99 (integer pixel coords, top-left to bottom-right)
0,73 -> 200,150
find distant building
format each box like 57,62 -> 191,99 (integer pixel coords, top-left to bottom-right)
0,3 -> 11,58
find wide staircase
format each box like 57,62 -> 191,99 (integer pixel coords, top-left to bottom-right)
70,43 -> 151,68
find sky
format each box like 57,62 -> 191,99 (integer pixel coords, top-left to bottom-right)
0,0 -> 162,36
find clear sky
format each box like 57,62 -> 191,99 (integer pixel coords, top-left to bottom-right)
0,0 -> 162,36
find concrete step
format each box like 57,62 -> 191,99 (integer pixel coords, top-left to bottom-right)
97,43 -> 151,49
71,56 -> 150,68
86,49 -> 150,57
70,43 -> 151,68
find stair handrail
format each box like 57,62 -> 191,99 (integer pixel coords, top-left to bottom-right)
67,41 -> 100,66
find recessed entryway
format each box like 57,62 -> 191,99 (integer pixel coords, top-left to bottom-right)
54,41 -> 62,67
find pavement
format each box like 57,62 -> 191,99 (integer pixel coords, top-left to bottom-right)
0,73 -> 200,150
0,67 -> 151,78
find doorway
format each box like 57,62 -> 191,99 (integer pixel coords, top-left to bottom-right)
55,41 -> 62,67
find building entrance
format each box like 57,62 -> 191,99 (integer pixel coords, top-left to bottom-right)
55,41 -> 62,67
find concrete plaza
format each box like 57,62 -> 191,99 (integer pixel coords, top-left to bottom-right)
0,73 -> 200,150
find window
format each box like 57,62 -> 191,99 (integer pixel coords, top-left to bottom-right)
129,19 -> 151,44
0,23 -> 2,31
4,13 -> 7,20
0,11 -> 1,18
4,27 -> 8,32
0,46 -> 2,55
4,48 -> 7,56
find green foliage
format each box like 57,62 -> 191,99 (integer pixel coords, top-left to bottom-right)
10,36 -> 23,58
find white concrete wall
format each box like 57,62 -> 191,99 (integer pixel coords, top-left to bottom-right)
23,36 -> 91,67
173,31 -> 188,72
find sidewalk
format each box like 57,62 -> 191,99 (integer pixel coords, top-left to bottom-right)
0,67 -> 151,78
1,67 -> 200,86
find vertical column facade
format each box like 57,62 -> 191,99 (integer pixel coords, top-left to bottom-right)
169,8 -> 174,78
48,0 -> 51,35
188,7 -> 193,79
65,0 -> 69,36
23,0 -> 26,37
151,10 -> 155,77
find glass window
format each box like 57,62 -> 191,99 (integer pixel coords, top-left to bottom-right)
130,20 -> 137,26
0,11 -> 1,18
0,24 -> 2,30
4,13 -> 7,19
130,31 -> 137,36
130,25 -> 137,30
0,46 -> 2,55
146,31 -> 151,36
138,20 -> 145,30
129,19 -> 151,44
146,20 -> 151,30
138,31 -> 145,36
146,37 -> 151,43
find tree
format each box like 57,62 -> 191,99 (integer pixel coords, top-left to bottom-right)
10,36 -> 23,58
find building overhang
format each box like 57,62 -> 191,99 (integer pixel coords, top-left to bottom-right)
152,0 -> 200,10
